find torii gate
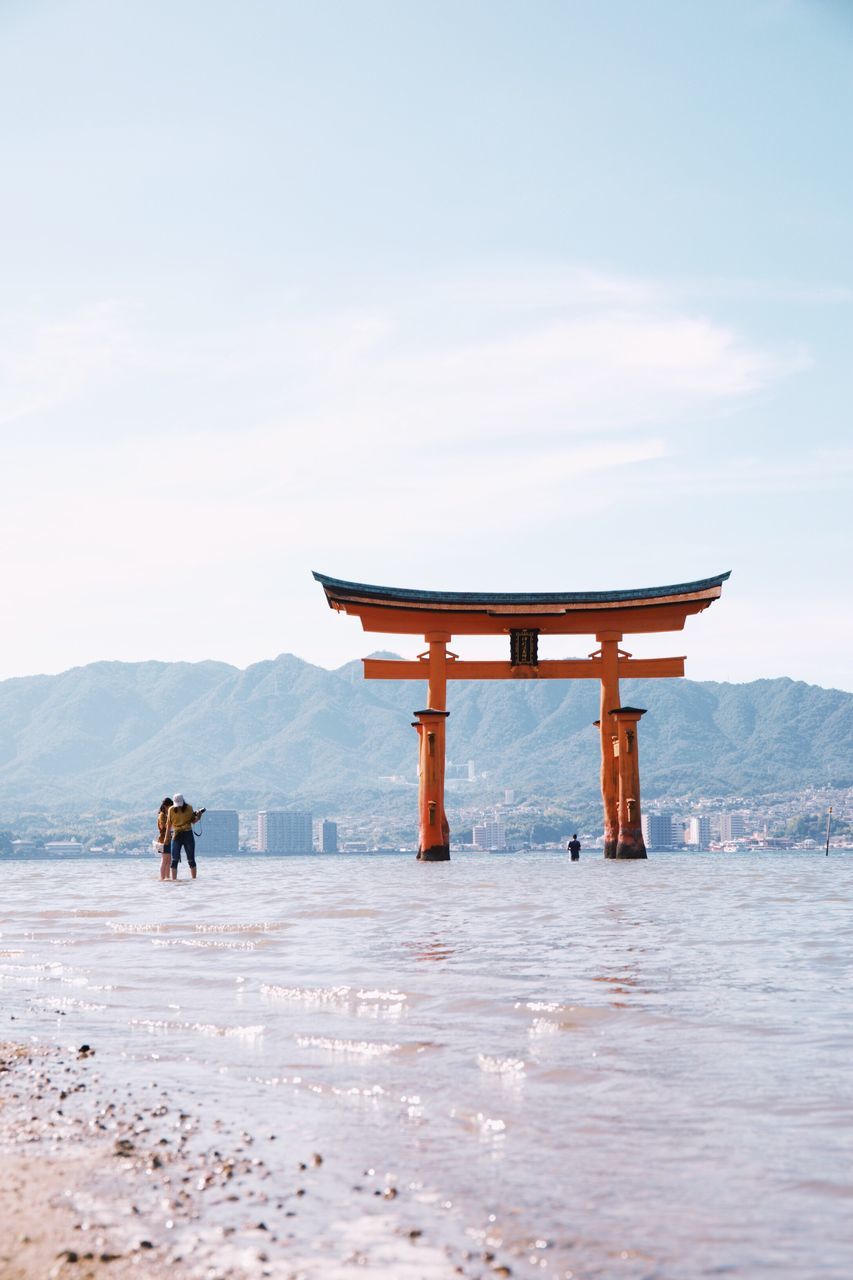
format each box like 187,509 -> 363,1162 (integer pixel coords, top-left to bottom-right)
314,571 -> 730,861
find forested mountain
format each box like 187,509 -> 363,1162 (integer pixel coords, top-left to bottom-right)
0,654 -> 849,820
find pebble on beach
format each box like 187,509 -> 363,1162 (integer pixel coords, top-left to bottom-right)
1,1041 -> 514,1280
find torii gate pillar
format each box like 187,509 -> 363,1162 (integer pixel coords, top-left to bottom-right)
412,709 -> 450,861
412,633 -> 451,860
596,632 -> 622,857
612,707 -> 647,859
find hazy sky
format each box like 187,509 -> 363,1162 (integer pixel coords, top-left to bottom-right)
2,0 -> 852,689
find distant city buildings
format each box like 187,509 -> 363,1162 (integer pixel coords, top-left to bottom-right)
319,819 -> 338,853
641,812 -> 673,849
196,810 -> 239,855
44,840 -> 84,856
472,813 -> 506,850
257,810 -> 313,853
719,813 -> 748,842
504,789 -> 515,805
8,841 -> 37,856
637,810 -> 766,849
641,812 -> 715,849
3,781 -> 848,863
685,816 -> 711,848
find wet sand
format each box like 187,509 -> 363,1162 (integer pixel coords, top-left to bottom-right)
0,1041 -> 194,1279
0,1042 -> 500,1280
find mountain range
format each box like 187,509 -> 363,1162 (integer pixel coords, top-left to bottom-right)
0,654 -> 850,823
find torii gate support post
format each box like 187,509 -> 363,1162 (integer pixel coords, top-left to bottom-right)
612,707 -> 647,859
412,709 -> 450,860
597,633 -> 622,858
413,633 -> 451,861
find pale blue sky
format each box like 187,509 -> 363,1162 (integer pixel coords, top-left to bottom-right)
1,0 -> 851,688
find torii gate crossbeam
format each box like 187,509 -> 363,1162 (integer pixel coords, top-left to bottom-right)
314,571 -> 730,861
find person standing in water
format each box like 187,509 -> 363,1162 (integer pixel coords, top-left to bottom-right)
156,797 -> 173,881
166,793 -> 205,880
567,833 -> 581,860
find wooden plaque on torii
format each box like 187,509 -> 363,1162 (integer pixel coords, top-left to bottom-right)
313,571 -> 730,860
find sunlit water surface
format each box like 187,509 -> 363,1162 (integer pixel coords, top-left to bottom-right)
2,851 -> 852,1279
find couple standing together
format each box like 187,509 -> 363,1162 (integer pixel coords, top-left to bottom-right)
157,794 -> 205,881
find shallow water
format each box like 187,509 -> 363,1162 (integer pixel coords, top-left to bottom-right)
2,851 -> 853,1279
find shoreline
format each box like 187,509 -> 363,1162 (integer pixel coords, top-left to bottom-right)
3,846 -> 850,864
0,1042 -> 162,1280
0,1043 -> 500,1280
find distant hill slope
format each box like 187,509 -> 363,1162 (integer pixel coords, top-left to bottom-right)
0,655 -> 850,818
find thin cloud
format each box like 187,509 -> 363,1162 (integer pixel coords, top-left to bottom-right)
0,266 -> 807,440
0,302 -> 132,427
0,263 -> 821,679
636,447 -> 853,498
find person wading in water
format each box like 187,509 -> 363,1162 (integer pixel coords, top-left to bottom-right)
156,797 -> 173,881
567,833 -> 581,861
166,793 -> 206,880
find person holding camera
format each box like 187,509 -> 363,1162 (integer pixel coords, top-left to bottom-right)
166,793 -> 206,880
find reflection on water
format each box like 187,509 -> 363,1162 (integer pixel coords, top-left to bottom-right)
404,934 -> 457,962
2,850 -> 853,1279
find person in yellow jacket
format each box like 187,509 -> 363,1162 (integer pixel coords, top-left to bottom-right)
156,797 -> 173,881
166,793 -> 206,880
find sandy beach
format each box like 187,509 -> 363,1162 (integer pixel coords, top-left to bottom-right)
0,1042 -> 159,1280
0,1041 -> 493,1280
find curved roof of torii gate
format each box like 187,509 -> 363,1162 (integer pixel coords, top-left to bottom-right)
313,570 -> 731,636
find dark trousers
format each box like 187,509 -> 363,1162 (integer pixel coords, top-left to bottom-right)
171,829 -> 196,869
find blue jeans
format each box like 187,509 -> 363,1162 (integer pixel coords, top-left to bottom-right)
171,830 -> 196,869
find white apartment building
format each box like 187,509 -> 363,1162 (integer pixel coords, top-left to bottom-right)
719,813 -> 748,842
318,819 -> 338,853
257,810 -> 313,853
196,810 -> 239,854
641,812 -> 673,848
685,816 -> 711,848
472,813 -> 506,850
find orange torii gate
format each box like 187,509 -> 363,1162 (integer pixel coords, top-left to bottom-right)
314,571 -> 730,861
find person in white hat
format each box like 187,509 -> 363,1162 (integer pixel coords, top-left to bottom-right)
165,793 -> 206,880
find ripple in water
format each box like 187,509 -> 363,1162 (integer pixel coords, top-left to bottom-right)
2,850 -> 852,1280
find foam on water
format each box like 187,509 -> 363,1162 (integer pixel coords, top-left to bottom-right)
193,921 -> 283,933
295,1034 -> 403,1057
107,922 -> 164,933
131,1017 -> 266,1039
261,983 -> 353,1007
29,995 -> 108,1012
2,850 -> 852,1280
151,937 -> 257,949
477,1054 -> 526,1076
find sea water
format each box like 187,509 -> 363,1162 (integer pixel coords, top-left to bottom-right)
1,851 -> 852,1279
